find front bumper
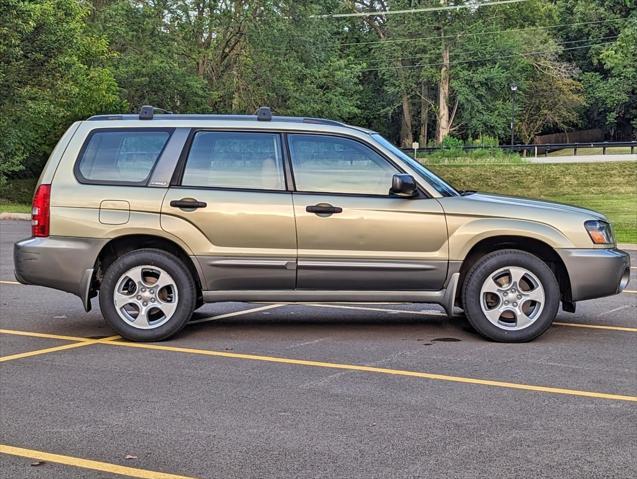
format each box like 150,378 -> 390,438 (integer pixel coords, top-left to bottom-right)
14,236 -> 107,309
557,248 -> 631,302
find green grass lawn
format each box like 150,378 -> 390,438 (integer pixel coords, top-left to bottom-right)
429,161 -> 637,243
0,178 -> 36,214
0,201 -> 30,213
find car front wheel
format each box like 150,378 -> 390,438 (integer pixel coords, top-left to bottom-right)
99,248 -> 196,341
462,249 -> 560,342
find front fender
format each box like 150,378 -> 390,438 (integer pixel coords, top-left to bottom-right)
446,217 -> 574,260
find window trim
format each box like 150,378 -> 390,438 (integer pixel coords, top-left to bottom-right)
285,132 -> 429,199
173,129 -> 289,193
74,127 -> 174,186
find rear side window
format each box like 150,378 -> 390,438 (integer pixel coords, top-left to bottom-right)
76,129 -> 171,184
181,131 -> 285,190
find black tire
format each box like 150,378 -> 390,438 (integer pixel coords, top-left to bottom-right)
99,248 -> 196,341
462,249 -> 560,342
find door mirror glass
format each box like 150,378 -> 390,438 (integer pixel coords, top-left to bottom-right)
391,174 -> 418,197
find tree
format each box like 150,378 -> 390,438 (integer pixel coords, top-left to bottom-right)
556,0 -> 636,139
0,0 -> 122,184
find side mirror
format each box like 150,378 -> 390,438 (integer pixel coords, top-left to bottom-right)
391,174 -> 418,197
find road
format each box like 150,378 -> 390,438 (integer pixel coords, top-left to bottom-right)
528,154 -> 637,163
1,220 -> 636,478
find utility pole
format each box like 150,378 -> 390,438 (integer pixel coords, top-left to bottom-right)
510,83 -> 518,146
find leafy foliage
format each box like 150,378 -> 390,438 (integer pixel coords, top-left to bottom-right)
0,0 -> 123,184
0,0 -> 635,185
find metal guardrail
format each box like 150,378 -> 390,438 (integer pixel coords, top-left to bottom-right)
402,141 -> 637,157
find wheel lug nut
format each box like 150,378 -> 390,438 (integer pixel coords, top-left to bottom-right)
150,298 -> 155,302
503,292 -> 508,297
141,288 -> 146,292
143,301 -> 148,306
150,289 -> 154,294
517,295 -> 522,300
136,295 -> 142,300
513,302 -> 518,307
504,301 -> 509,305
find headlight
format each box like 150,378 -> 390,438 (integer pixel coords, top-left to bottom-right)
584,220 -> 614,245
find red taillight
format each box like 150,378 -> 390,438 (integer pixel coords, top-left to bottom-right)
32,184 -> 51,237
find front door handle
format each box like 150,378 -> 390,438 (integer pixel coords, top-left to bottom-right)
306,203 -> 343,216
170,198 -> 207,209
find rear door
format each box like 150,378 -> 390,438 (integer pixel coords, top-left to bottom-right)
288,133 -> 448,291
161,130 -> 297,290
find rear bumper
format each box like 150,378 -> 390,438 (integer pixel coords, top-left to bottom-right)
14,236 -> 107,305
557,248 -> 630,302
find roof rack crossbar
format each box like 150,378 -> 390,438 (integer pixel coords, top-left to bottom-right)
256,106 -> 272,121
139,105 -> 173,120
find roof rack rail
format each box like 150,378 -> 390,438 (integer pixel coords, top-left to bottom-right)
302,117 -> 344,127
84,112 -> 373,133
139,105 -> 173,120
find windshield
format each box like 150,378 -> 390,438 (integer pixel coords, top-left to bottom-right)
371,134 -> 459,197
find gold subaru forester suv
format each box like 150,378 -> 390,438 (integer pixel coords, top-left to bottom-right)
14,107 -> 631,342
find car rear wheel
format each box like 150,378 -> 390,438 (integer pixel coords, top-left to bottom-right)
462,249 -> 560,342
99,249 -> 196,341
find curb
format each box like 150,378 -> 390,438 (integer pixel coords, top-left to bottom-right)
0,212 -> 30,221
618,243 -> 637,251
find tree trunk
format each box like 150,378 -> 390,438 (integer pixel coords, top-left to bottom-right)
436,40 -> 450,144
400,93 -> 414,148
419,83 -> 429,146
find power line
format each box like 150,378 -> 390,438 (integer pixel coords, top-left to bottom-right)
339,18 -> 626,47
361,40 -> 616,72
313,0 -> 530,19
362,35 -> 619,67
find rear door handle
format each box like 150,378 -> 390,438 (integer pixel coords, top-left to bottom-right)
306,204 -> 343,215
170,199 -> 207,209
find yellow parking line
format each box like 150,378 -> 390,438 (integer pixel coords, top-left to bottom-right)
554,322 -> 637,333
0,335 -> 119,363
306,304 -> 634,333
0,280 -> 20,285
0,327 -> 634,401
95,338 -> 637,402
0,328 -> 88,342
189,304 -> 284,325
623,290 -> 637,294
0,444 -> 197,479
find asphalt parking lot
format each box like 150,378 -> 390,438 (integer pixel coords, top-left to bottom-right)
1,219 -> 636,478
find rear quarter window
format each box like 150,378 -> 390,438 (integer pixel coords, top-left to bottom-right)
75,129 -> 172,185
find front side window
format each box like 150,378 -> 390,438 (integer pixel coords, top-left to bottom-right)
288,134 -> 398,195
371,134 -> 458,197
77,129 -> 170,184
182,131 -> 285,190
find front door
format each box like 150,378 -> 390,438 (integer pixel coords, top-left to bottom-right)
161,130 -> 296,290
287,133 -> 448,291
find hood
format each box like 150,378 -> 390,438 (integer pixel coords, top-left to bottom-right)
460,193 -> 607,220
439,192 -> 608,226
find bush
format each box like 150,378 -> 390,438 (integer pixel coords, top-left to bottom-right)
419,135 -> 522,164
440,136 -> 464,150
